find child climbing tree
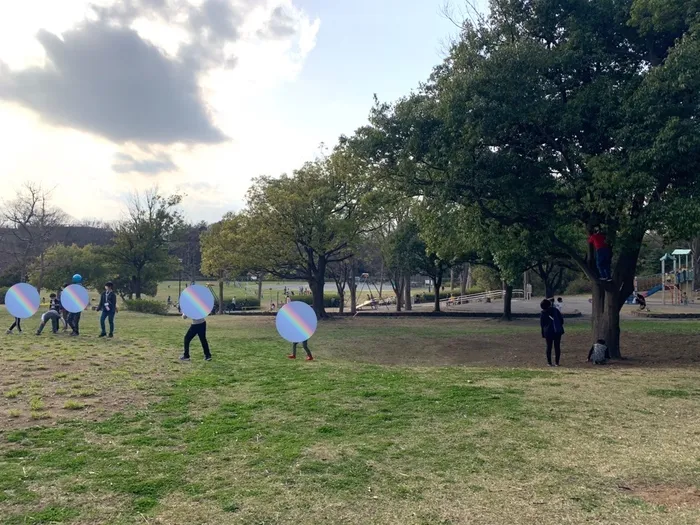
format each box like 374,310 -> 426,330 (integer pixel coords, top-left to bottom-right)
352,0 -> 700,357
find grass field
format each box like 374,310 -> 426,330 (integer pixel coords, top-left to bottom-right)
1,309 -> 699,524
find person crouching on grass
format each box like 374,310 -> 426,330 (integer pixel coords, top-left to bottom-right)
36,309 -> 62,335
540,299 -> 565,367
180,315 -> 212,362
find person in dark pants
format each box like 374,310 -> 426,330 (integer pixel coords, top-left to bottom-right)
6,317 -> 22,334
68,309 -> 82,336
540,299 -> 565,367
180,316 -> 212,361
97,281 -> 117,338
36,310 -> 61,335
588,226 -> 613,281
288,340 -> 313,361
59,284 -> 70,331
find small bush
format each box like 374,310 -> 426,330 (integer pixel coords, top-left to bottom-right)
30,397 -> 44,411
232,296 -> 261,308
4,389 -> 21,399
289,294 -> 342,308
124,299 -> 168,315
565,277 -> 593,295
0,286 -> 8,305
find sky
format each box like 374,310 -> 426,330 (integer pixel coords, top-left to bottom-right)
0,0 -> 483,224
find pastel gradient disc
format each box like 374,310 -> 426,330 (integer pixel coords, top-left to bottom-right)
179,285 -> 214,319
5,283 -> 40,319
276,301 -> 317,343
60,284 -> 90,313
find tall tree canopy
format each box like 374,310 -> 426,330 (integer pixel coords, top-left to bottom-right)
242,149 -> 377,317
104,190 -> 183,299
356,0 -> 700,356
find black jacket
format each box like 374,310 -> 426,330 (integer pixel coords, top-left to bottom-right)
98,290 -> 117,312
540,307 -> 565,339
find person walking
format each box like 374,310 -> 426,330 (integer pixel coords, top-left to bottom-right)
540,299 -> 565,367
288,340 -> 313,361
180,315 -> 212,361
97,281 -> 118,338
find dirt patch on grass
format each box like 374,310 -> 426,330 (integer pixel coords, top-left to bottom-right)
0,335 -> 176,431
623,484 -> 700,508
326,320 -> 700,369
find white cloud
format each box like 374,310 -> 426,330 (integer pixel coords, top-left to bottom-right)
0,0 -> 321,222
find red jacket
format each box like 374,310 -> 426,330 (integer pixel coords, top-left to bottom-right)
588,232 -> 608,250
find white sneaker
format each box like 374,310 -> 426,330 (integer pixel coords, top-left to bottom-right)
5,330 -> 12,335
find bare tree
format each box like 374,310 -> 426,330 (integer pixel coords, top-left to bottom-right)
1,183 -> 67,290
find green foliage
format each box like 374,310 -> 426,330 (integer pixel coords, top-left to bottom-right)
0,265 -> 22,288
29,243 -> 107,291
104,190 -> 183,299
124,299 -> 169,315
565,277 -> 594,296
289,294 -> 343,308
200,214 -> 245,280
230,296 -> 261,308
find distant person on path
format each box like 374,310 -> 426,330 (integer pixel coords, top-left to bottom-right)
587,339 -> 610,364
288,340 -> 313,361
588,226 -> 613,281
180,315 -> 212,361
98,281 -> 117,338
36,309 -> 62,335
167,296 -> 172,307
636,292 -> 648,311
554,297 -> 564,312
540,299 -> 565,367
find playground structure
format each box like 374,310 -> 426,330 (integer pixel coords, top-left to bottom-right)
632,249 -> 694,306
441,289 -> 526,307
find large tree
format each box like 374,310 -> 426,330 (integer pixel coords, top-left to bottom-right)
30,244 -> 108,292
242,149 -> 376,318
200,213 -> 245,313
105,190 -> 183,299
1,183 -> 67,290
358,0 -> 700,356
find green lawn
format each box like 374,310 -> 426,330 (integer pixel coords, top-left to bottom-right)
1,309 -> 699,524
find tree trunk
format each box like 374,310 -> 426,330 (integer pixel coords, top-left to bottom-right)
379,259 -> 384,297
433,275 -> 443,312
349,261 -> 357,314
502,284 -> 513,321
134,273 -> 142,299
335,282 -> 346,313
310,258 -> 327,318
404,275 -> 412,311
38,251 -> 45,294
257,277 -> 263,300
218,278 -> 225,314
393,272 -> 404,312
450,268 -> 455,291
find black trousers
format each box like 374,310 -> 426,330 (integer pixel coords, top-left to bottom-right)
546,336 -> 562,365
68,312 -> 81,334
184,323 -> 210,358
9,318 -> 21,331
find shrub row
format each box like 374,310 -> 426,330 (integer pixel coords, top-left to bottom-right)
124,299 -> 169,315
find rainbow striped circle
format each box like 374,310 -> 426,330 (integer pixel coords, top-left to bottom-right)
276,301 -> 318,343
179,285 -> 215,319
6,283 -> 40,319
60,284 -> 90,313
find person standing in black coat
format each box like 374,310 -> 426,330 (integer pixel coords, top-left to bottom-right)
97,282 -> 118,338
540,299 -> 565,367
